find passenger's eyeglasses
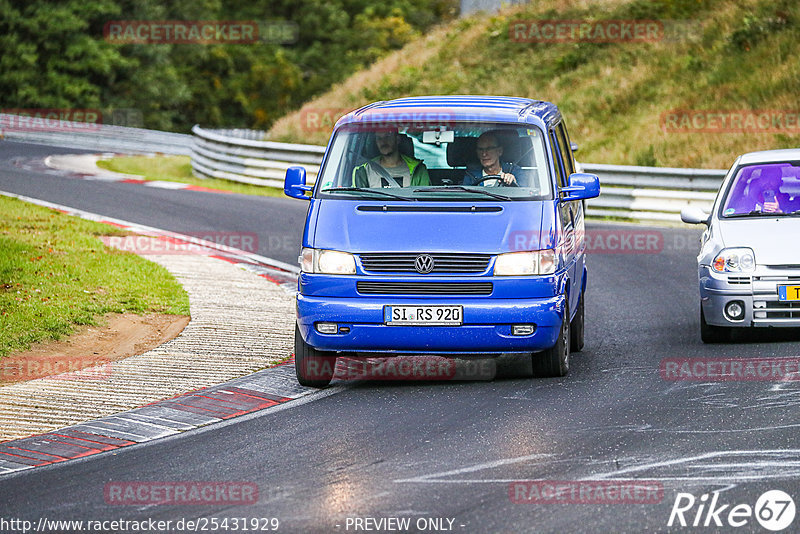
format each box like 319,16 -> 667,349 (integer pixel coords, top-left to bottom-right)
476,145 -> 500,153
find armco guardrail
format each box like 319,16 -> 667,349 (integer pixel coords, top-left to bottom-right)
190,125 -> 324,187
190,126 -> 726,223
580,163 -> 725,222
2,113 -> 725,223
0,113 -> 192,155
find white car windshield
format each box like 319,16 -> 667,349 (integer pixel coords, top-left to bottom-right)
316,122 -> 552,201
721,162 -> 800,217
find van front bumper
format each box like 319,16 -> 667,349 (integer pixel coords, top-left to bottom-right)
296,294 -> 564,354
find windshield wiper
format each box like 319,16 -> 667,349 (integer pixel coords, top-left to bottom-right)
322,187 -> 414,201
725,210 -> 790,218
413,186 -> 513,201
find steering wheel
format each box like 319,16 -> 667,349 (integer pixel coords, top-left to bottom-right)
474,174 -> 518,187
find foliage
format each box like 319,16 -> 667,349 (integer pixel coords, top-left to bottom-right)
0,0 -> 458,131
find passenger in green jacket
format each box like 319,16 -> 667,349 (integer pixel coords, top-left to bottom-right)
352,130 -> 430,188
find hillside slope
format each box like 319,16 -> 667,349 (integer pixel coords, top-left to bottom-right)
268,0 -> 800,168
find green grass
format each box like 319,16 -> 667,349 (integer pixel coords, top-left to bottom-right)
268,0 -> 800,169
0,195 -> 190,358
96,155 -> 286,197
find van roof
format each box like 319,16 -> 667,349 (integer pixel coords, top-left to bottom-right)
338,95 -> 562,130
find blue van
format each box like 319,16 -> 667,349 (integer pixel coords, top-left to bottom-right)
284,96 -> 600,387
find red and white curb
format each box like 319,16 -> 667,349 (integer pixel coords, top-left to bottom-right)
0,359 -> 309,475
0,191 -> 313,475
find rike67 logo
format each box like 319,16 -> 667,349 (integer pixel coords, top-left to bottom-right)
668,490 -> 795,531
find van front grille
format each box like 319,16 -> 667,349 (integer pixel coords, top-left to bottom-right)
359,253 -> 491,274
356,281 -> 493,295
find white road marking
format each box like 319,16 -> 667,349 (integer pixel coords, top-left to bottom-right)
394,453 -> 553,483
395,450 -> 800,484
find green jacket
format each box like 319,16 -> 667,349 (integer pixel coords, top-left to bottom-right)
352,154 -> 430,188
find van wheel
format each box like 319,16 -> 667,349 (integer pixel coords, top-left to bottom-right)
700,307 -> 732,344
295,324 -> 337,387
533,300 -> 570,377
569,291 -> 585,353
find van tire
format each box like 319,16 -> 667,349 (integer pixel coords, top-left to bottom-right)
700,307 -> 732,344
533,300 -> 570,377
569,291 -> 585,352
295,324 -> 337,387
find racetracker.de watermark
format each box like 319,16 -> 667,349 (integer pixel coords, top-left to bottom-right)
661,110 -> 800,134
509,229 -> 665,254
104,481 -> 258,505
0,358 -> 111,381
661,357 -> 800,382
299,108 -> 352,133
510,480 -> 663,504
103,20 -> 297,45
299,356 -> 497,382
347,112 -> 458,132
509,20 -> 663,43
1,109 -> 102,132
104,21 -> 258,44
100,233 -> 258,255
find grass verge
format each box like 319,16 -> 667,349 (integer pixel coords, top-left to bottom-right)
96,155 -> 286,197
0,195 -> 190,358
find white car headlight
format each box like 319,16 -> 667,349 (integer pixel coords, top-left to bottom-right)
299,248 -> 356,275
711,247 -> 755,273
494,249 -> 556,276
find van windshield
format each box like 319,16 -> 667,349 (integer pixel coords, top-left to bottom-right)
316,122 -> 552,201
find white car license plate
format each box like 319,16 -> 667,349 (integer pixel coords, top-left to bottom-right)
385,305 -> 463,326
779,285 -> 800,301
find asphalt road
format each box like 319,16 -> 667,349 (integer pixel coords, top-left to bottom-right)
3,142 -> 800,533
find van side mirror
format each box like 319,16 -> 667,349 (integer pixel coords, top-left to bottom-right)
680,205 -> 710,225
561,173 -> 600,201
570,142 -> 578,153
284,166 -> 312,200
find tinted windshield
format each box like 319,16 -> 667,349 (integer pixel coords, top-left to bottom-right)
316,122 -> 552,201
720,162 -> 800,217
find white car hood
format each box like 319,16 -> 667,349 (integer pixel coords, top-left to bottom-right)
717,218 -> 800,265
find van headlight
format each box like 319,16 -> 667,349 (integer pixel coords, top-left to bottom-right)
711,247 -> 755,273
299,248 -> 356,274
494,250 -> 556,276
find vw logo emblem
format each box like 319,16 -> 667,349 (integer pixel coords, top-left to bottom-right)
414,254 -> 435,274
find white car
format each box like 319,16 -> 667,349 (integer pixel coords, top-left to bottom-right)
681,148 -> 800,343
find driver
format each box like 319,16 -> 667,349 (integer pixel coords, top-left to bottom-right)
463,132 -> 523,187
352,130 -> 430,188
747,166 -> 789,213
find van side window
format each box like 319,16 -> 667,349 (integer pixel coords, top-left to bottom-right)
556,123 -> 575,177
549,130 -> 567,189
